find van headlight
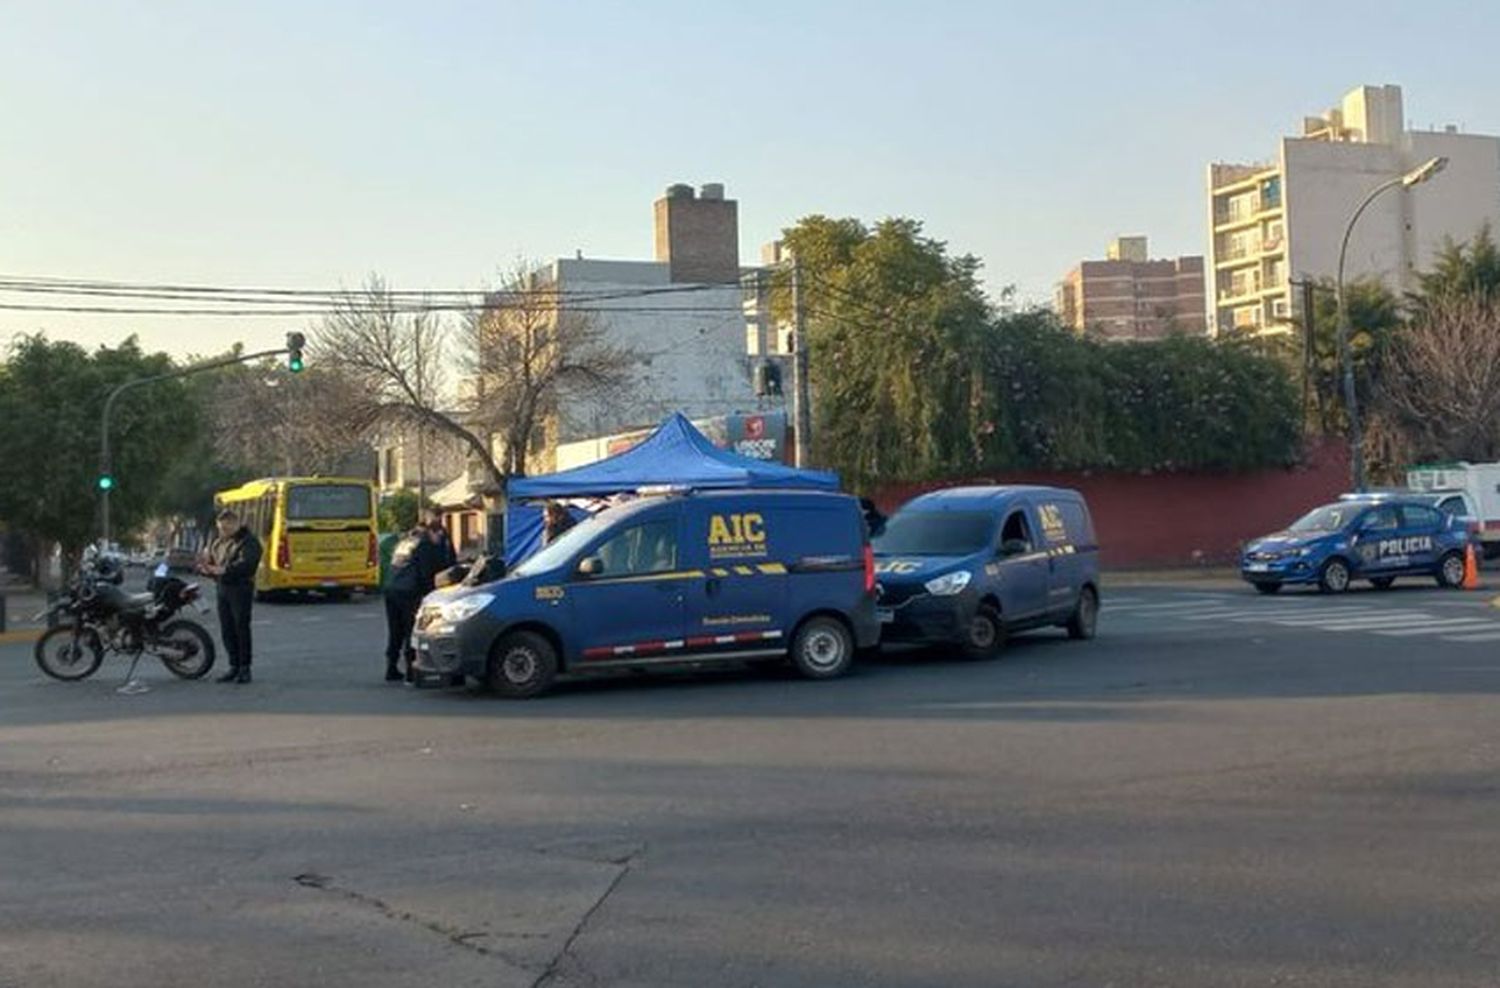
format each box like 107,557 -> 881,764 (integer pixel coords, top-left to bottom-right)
440,593 -> 494,624
924,571 -> 972,596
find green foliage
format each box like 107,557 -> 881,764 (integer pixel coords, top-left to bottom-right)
1416,223 -> 1500,304
781,215 -> 1302,488
0,335 -> 198,560
378,488 -> 423,533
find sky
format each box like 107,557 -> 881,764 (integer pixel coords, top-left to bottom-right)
3,0 -> 1499,358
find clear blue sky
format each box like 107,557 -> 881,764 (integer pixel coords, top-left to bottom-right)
3,0 -> 1497,357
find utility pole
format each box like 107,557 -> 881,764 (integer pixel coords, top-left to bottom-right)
790,258 -> 811,468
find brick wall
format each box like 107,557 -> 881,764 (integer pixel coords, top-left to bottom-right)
873,440 -> 1350,569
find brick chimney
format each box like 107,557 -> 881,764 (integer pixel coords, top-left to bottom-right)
653,182 -> 739,284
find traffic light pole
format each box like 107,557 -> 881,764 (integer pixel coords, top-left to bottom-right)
98,342 -> 298,547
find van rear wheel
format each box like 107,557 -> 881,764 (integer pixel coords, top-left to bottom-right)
789,617 -> 854,680
1066,587 -> 1099,641
487,631 -> 558,699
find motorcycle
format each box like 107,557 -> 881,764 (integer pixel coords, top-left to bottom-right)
33,549 -> 217,682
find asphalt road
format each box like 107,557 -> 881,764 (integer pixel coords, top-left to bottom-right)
2,581 -> 1499,987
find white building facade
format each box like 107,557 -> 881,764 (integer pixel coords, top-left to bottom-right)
1207,84 -> 1500,335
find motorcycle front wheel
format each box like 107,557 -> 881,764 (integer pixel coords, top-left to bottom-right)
34,625 -> 105,682
154,620 -> 216,680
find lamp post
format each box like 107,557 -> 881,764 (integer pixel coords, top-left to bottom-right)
1335,155 -> 1447,491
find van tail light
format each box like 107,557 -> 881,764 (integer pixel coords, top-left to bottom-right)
277,536 -> 291,570
367,532 -> 378,569
863,544 -> 876,595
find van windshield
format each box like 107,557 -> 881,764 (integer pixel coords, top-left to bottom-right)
873,511 -> 995,556
511,511 -> 608,578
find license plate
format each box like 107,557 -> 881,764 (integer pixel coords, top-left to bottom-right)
877,608 -> 894,624
1246,563 -> 1269,572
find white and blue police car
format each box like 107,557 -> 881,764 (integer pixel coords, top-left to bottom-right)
1241,493 -> 1476,594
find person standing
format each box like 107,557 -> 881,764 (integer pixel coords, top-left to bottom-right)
424,510 -> 457,570
384,527 -> 442,683
202,509 -> 263,685
543,502 -> 577,545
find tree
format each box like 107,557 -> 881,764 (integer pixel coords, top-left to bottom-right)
459,262 -> 635,476
0,336 -> 198,579
1415,224 -> 1500,306
312,276 -> 505,488
1372,295 -> 1500,464
208,360 -> 378,477
779,216 -> 992,487
378,488 -> 424,533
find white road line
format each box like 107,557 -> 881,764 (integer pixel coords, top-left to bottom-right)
1228,609 -> 1382,623
1440,629 -> 1500,642
1375,619 -> 1500,637
300,616 -> 325,623
1106,602 -> 1234,615
1261,611 -> 1426,628
1284,617 -> 1443,633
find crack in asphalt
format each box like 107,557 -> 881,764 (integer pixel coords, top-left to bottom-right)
291,871 -> 526,965
531,847 -> 642,988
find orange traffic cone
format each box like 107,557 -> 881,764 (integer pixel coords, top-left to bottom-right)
1462,544 -> 1482,590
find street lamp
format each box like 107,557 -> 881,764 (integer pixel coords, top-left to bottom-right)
1335,155 -> 1448,492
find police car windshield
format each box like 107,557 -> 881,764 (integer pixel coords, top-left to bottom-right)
1288,505 -> 1356,533
511,511 -> 607,577
873,511 -> 995,556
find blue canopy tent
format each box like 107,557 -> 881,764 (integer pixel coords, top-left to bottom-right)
502,412 -> 840,563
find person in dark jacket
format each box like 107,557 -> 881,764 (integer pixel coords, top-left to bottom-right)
201,509 -> 263,684
424,510 -> 457,570
543,502 -> 577,545
859,498 -> 887,540
384,527 -> 443,683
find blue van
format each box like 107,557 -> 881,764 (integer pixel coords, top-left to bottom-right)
873,486 -> 1100,657
410,489 -> 879,697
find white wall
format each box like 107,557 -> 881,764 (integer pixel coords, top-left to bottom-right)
551,259 -> 762,445
1406,131 -> 1500,269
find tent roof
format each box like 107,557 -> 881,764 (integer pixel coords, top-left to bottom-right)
508,413 -> 840,499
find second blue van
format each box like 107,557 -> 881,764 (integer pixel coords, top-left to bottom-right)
873,486 -> 1100,657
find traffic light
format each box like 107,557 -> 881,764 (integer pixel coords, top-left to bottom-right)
97,474 -> 115,492
286,331 -> 306,373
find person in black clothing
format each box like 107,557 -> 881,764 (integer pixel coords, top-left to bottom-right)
424,510 -> 457,570
543,502 -> 577,545
201,509 -> 263,685
859,498 -> 887,540
384,527 -> 443,683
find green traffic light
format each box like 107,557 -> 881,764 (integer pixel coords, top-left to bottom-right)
289,356 -> 305,373
98,475 -> 115,491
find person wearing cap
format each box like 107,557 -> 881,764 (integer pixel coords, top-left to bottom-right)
200,508 -> 264,684
384,526 -> 444,683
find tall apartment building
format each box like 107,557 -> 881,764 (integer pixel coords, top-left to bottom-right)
1056,237 -> 1207,340
1207,84 -> 1500,335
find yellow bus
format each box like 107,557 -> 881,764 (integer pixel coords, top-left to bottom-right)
214,477 -> 380,598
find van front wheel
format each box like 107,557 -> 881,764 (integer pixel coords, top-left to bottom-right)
789,617 -> 854,680
487,631 -> 558,699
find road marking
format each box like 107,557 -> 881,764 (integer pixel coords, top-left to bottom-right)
1285,614 -> 1440,631
300,616 -> 325,623
1375,619 -> 1499,637
1257,610 -> 1422,627
1440,629 -> 1500,642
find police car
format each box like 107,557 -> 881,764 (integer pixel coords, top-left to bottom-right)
410,489 -> 879,698
872,486 -> 1100,658
1241,493 -> 1475,594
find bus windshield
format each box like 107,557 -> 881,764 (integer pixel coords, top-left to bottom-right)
287,484 -> 373,521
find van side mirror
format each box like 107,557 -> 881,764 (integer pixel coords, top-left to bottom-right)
577,557 -> 604,577
1000,539 -> 1030,558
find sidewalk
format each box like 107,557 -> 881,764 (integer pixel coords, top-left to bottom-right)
0,587 -> 50,643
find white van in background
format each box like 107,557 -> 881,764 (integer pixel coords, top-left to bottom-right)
1407,463 -> 1500,557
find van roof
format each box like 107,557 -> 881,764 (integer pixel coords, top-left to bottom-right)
901,485 -> 1079,510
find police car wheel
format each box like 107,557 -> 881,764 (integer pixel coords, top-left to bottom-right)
1318,559 -> 1351,594
963,605 -> 1005,659
790,617 -> 854,680
1371,577 -> 1396,591
486,631 -> 558,699
1066,589 -> 1098,641
1438,551 -> 1466,588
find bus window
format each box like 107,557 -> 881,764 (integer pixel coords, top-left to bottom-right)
286,484 -> 374,522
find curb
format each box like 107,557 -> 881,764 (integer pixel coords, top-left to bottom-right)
0,629 -> 43,644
